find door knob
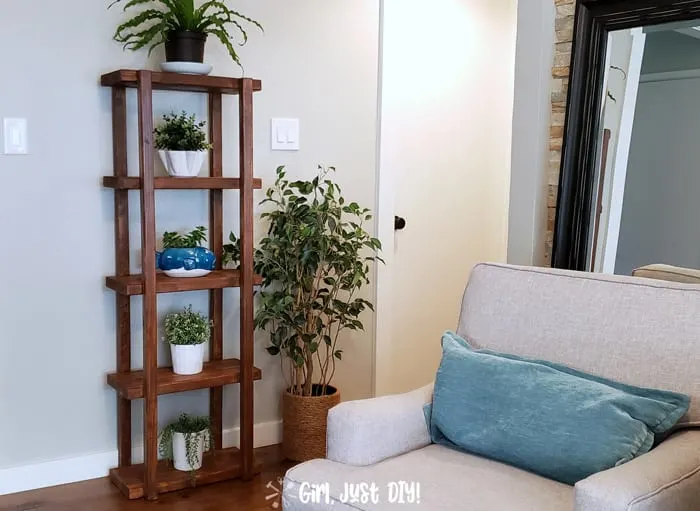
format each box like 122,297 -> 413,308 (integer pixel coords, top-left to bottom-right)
394,216 -> 406,231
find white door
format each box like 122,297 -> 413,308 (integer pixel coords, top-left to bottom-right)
373,0 -> 517,396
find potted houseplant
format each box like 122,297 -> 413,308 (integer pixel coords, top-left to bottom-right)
109,0 -> 263,74
247,165 -> 382,461
157,226 -> 216,277
164,305 -> 212,375
154,112 -> 211,178
159,413 -> 212,472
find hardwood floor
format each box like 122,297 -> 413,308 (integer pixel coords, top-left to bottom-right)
0,446 -> 295,511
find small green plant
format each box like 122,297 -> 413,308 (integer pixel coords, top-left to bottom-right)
154,113 -> 212,152
162,226 -> 208,249
222,232 -> 241,269
109,0 -> 263,69
158,413 -> 211,472
164,305 -> 212,345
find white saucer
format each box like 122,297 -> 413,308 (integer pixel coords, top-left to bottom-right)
160,62 -> 213,76
164,268 -> 212,278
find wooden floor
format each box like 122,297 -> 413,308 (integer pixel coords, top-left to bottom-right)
0,446 -> 295,511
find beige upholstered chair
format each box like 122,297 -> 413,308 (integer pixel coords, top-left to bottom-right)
633,264 -> 700,284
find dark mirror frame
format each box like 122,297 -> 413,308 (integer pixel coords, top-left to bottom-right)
552,0 -> 700,270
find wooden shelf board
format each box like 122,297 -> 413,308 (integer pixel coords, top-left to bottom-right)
105,270 -> 263,296
101,70 -> 262,95
103,176 -> 263,190
107,359 -> 262,400
110,447 -> 263,499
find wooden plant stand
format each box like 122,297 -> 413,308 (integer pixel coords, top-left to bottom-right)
101,70 -> 262,500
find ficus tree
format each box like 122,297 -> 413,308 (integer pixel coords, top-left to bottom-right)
250,166 -> 382,397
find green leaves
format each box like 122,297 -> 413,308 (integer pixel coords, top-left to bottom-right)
162,225 -> 208,249
154,112 -> 211,152
251,165 -> 383,395
158,413 -> 211,473
109,0 -> 263,69
163,305 -> 212,345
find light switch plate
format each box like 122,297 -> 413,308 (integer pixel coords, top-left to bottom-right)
4,118 -> 28,155
271,118 -> 300,151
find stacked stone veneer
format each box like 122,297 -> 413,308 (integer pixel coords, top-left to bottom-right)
545,0 -> 575,266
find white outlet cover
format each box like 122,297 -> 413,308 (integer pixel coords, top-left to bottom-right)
4,118 -> 28,155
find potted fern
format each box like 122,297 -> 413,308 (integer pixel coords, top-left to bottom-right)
159,414 -> 211,472
109,0 -> 262,74
164,305 -> 212,375
154,112 -> 211,178
234,165 -> 382,462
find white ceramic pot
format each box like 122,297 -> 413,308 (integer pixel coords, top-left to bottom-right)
173,430 -> 206,472
170,343 -> 205,375
158,150 -> 206,177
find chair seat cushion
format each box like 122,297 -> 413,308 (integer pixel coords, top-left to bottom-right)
283,444 -> 573,511
427,332 -> 690,485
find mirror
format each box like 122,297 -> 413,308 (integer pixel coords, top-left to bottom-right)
589,20 -> 700,275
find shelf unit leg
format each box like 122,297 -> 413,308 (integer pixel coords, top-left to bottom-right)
209,92 -> 224,451
112,86 -> 132,467
239,78 -> 255,479
137,70 -> 159,501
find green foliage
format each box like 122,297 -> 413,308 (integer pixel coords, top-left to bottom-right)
109,0 -> 263,69
154,112 -> 212,152
164,305 -> 212,345
158,413 -> 211,472
222,231 -> 241,269
162,225 -> 208,249
250,165 -> 383,397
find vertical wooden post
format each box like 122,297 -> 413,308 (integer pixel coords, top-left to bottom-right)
239,78 -> 255,478
137,71 -> 159,501
112,87 -> 132,468
208,93 -> 224,451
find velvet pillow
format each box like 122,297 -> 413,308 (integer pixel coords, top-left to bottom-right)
425,331 -> 690,485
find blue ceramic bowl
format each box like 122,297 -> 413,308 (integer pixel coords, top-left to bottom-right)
156,247 -> 216,272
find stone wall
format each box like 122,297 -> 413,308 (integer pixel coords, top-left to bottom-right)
545,0 -> 576,266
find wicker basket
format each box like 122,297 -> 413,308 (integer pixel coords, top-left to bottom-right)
283,385 -> 341,461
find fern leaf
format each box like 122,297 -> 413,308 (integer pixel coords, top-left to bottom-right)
210,27 -> 242,70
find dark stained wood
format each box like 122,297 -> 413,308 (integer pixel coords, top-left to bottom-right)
0,445 -> 293,510
105,270 -> 263,296
112,86 -> 132,469
208,93 -> 225,451
110,448 -> 264,500
103,176 -> 263,190
101,70 -> 262,95
107,359 -> 263,400
239,78 -> 256,480
553,0 -> 700,269
136,70 -> 159,501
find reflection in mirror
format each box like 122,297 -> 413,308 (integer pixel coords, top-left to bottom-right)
589,20 -> 700,276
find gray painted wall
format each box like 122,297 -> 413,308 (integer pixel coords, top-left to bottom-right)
0,0 -> 379,471
642,31 -> 700,74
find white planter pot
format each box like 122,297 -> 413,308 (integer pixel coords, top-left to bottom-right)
158,150 -> 206,177
173,430 -> 206,472
170,344 -> 205,375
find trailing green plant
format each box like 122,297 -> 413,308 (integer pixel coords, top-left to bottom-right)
109,0 -> 263,69
154,112 -> 212,152
158,413 -> 212,471
246,165 -> 382,397
162,225 -> 208,249
164,305 -> 212,345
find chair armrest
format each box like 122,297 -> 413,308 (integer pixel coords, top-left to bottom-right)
575,430 -> 700,511
326,383 -> 434,466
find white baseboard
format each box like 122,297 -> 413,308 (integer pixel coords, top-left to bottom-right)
0,420 -> 282,496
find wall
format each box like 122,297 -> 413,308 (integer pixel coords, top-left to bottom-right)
615,77 -> 700,275
0,0 -> 379,491
508,0 -> 555,266
642,31 -> 700,73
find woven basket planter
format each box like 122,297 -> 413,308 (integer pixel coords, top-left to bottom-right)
283,385 -> 340,461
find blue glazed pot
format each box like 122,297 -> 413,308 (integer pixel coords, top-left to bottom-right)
156,247 -> 216,272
